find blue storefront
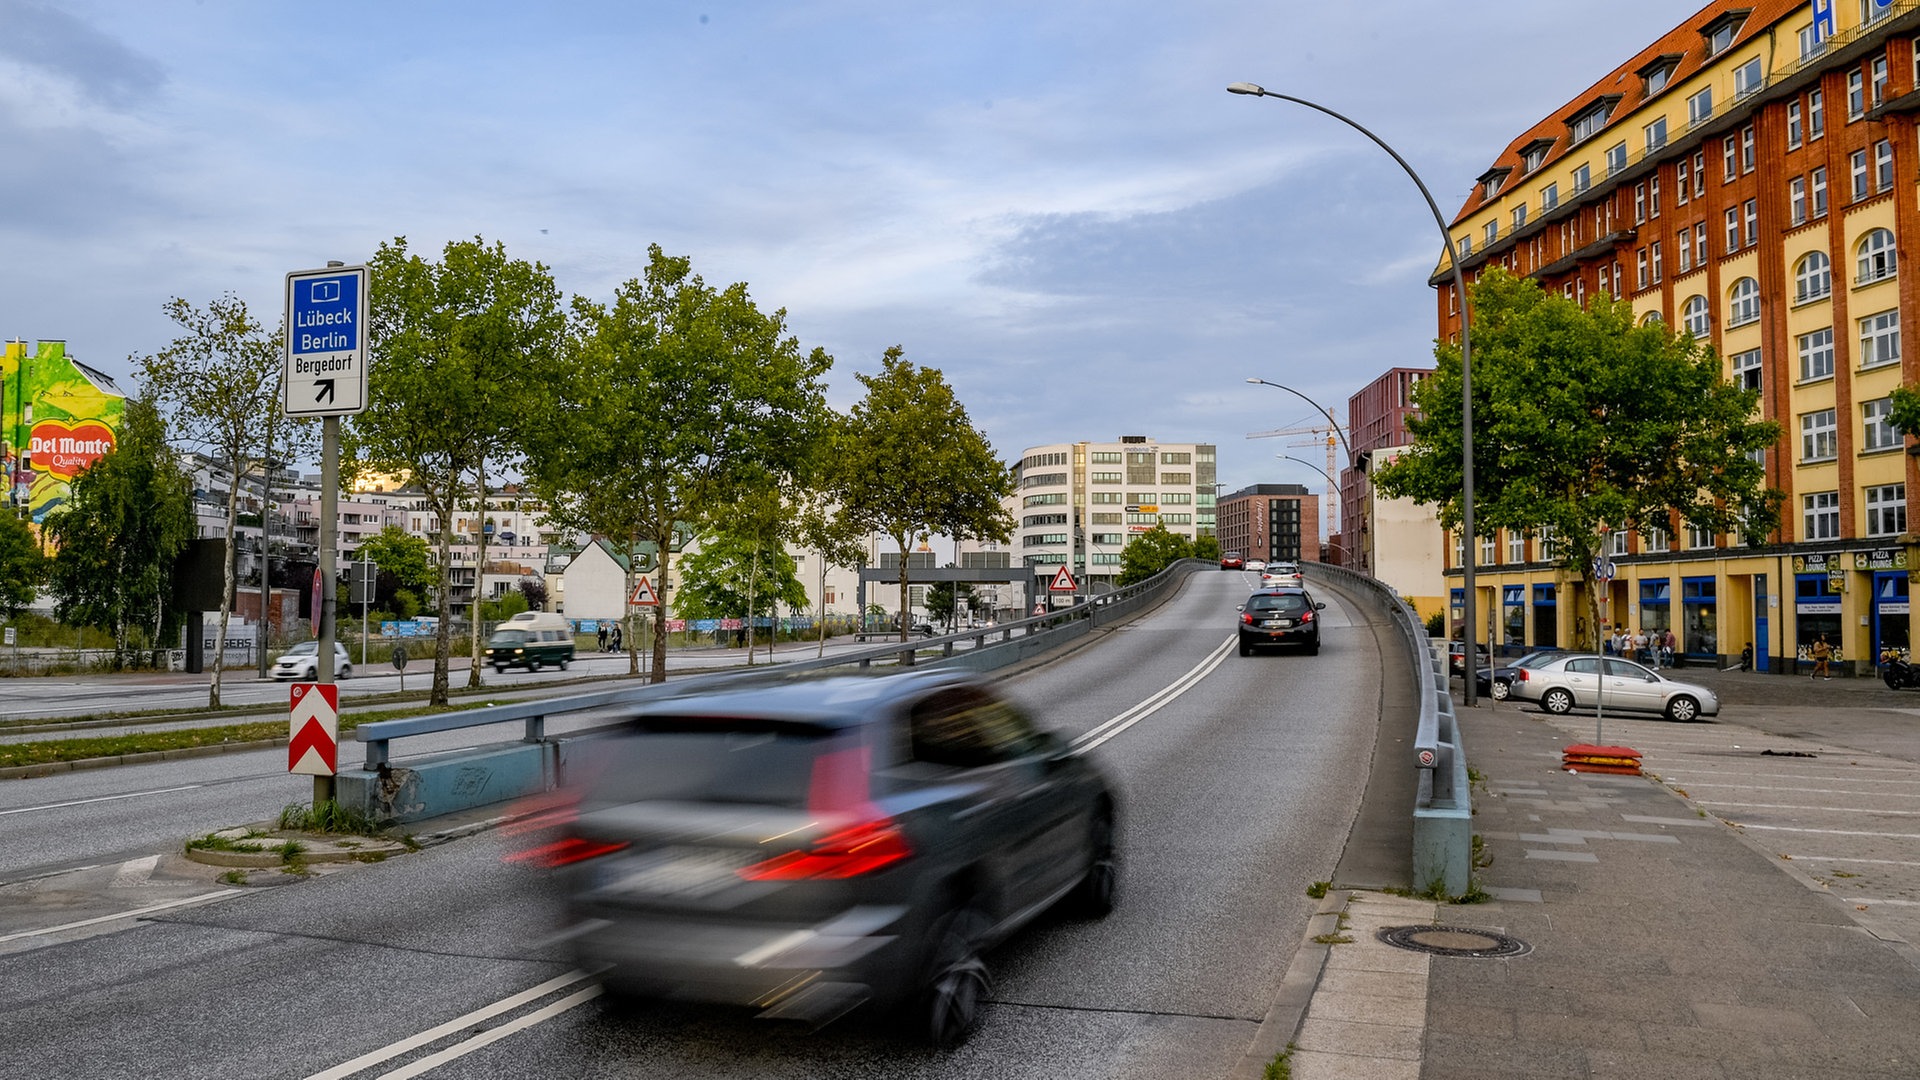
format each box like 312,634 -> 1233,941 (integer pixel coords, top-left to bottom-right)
1532,583 -> 1557,649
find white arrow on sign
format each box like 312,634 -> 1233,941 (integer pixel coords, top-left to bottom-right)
629,577 -> 659,606
1049,566 -> 1078,592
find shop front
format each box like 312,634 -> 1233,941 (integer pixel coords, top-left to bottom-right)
1793,557 -> 1845,671
1502,585 -> 1525,653
1638,578 -> 1670,660
1681,576 -> 1717,666
1532,583 -> 1557,649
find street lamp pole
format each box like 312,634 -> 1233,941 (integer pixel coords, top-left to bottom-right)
1230,82 -> 1478,706
1244,378 -> 1353,467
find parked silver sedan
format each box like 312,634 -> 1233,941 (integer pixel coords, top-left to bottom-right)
1507,653 -> 1720,722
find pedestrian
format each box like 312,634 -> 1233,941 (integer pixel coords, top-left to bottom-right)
597,624 -> 608,652
1740,642 -> 1753,672
1662,627 -> 1677,668
611,624 -> 623,653
1630,628 -> 1647,665
1812,634 -> 1833,679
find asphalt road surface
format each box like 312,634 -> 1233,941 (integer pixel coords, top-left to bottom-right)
0,570 -> 1386,1080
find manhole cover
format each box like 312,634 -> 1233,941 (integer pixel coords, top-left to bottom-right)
1377,924 -> 1531,958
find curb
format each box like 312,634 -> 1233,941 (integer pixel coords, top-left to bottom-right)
1228,889 -> 1348,1080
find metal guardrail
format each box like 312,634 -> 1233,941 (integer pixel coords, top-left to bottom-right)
353,557 -> 1215,769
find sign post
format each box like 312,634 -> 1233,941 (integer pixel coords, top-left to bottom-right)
285,262 -> 370,810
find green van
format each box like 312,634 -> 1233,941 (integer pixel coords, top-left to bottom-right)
487,611 -> 576,673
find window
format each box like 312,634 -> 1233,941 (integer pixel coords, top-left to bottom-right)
1687,524 -> 1717,550
1457,237 -> 1472,259
1728,277 -> 1759,326
1507,532 -> 1526,563
1542,182 -> 1559,210
1872,55 -> 1889,108
1804,492 -> 1841,540
1722,133 -> 1738,180
1641,524 -> 1670,552
1788,100 -> 1804,148
1708,21 -> 1737,55
1484,220 -> 1498,247
1875,139 -> 1894,191
1694,222 -> 1707,261
1572,162 -> 1591,193
1690,87 -> 1715,127
1724,207 -> 1740,254
1678,228 -> 1692,272
1867,484 -> 1907,537
1859,228 -> 1897,283
1571,101 -> 1612,143
1799,327 -> 1835,380
1483,174 -> 1504,200
1523,144 -> 1550,172
1650,176 -> 1660,217
1606,141 -> 1627,176
1634,183 -> 1647,223
1735,56 -> 1764,98
1693,150 -> 1707,196
1732,347 -> 1762,390
1651,241 -> 1663,283
1795,251 -> 1831,302
1790,176 -> 1808,224
1645,116 -> 1668,153
1682,294 -> 1710,337
1802,21 -> 1828,60
1677,158 -> 1691,203
1849,69 -> 1866,119
1812,166 -> 1828,216
1802,409 -> 1838,462
1859,309 -> 1901,367
1513,204 -> 1528,230
1159,472 -> 1191,485
1852,149 -> 1869,200
1742,125 -> 1755,172
1865,397 -> 1901,451
1743,198 -> 1758,246
1160,451 -> 1190,464
1636,248 -> 1649,289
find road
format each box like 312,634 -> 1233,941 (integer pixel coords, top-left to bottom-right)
0,570 -> 1386,1080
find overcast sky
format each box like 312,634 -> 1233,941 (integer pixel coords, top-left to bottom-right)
2,0 -> 1689,496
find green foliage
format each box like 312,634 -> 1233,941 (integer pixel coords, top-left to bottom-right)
0,511 -> 43,617
828,347 -> 1015,639
1116,524 -> 1193,586
478,589 -> 530,622
1889,385 -> 1920,440
523,246 -> 832,681
924,569 -> 976,627
350,236 -> 566,704
44,396 -> 194,668
1192,535 -> 1221,562
674,532 -> 808,620
1424,609 -> 1446,637
277,800 -> 383,835
354,526 -> 438,608
391,589 -> 422,620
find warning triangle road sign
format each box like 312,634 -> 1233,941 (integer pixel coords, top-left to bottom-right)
1049,566 -> 1078,592
629,577 -> 659,606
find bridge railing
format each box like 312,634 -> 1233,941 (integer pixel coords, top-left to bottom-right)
1304,560 -> 1472,897
344,557 -> 1214,822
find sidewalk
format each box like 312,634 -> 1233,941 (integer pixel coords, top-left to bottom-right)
1286,675 -> 1920,1078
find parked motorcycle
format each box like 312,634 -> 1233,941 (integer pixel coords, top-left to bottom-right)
1882,650 -> 1920,690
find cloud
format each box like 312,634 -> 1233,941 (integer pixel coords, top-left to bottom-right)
0,0 -> 164,109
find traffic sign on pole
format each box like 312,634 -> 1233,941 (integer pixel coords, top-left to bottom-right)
284,265 -> 370,416
630,577 -> 659,606
288,683 -> 339,776
1049,566 -> 1078,592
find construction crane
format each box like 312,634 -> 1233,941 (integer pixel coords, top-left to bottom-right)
1246,422 -> 1342,537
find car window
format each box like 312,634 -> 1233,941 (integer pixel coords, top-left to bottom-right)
287,642 -> 316,655
1246,594 -> 1308,614
1604,658 -> 1653,679
490,630 -> 528,645
909,687 -> 1041,768
1565,657 -> 1600,674
1515,652 -> 1558,669
598,720 -> 839,808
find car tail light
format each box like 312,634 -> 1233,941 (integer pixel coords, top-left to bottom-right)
1516,669 -> 1530,682
738,818 -> 913,880
1298,610 -> 1314,623
503,835 -> 629,868
1241,612 -> 1254,625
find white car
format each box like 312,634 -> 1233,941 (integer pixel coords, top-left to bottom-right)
1262,562 -> 1303,588
271,641 -> 354,680
1508,653 -> 1718,722
1245,559 -> 1268,572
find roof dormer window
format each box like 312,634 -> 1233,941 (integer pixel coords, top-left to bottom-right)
1638,53 -> 1682,97
1702,10 -> 1751,57
1478,166 -> 1512,201
1520,138 -> 1556,173
1568,96 -> 1622,144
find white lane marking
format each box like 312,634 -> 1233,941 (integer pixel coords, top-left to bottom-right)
1071,636 -> 1236,753
372,986 -> 601,1079
1787,856 -> 1920,868
1677,782 -> 1920,796
0,889 -> 240,944
1840,897 -> 1920,908
301,969 -> 600,1080
1736,824 -> 1920,840
110,855 -> 160,888
0,784 -> 205,816
1697,801 -> 1920,816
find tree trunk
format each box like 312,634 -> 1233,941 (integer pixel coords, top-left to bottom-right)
745,544 -> 759,664
467,467 -> 488,689
208,453 -> 242,708
650,534 -> 670,683
896,533 -> 912,643
431,489 -> 454,706
817,551 -> 829,658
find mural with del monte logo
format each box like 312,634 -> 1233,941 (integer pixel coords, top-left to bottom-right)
2,340 -> 126,522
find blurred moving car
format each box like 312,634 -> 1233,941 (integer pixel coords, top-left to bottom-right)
1474,648 -> 1564,700
1261,562 -> 1303,589
1446,640 -> 1491,677
1507,653 -> 1720,721
1220,551 -> 1245,570
1238,587 -> 1324,655
487,611 -> 576,672
535,670 -> 1118,1045
271,641 -> 352,681
1245,559 -> 1268,572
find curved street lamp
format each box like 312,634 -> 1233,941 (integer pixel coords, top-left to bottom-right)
1245,378 -> 1353,467
1229,81 -> 1480,706
1276,453 -> 1337,489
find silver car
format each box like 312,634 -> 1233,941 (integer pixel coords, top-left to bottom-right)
1507,653 -> 1719,722
1260,562 -> 1303,589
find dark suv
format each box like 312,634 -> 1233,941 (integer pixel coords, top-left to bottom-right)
535,670 -> 1118,1045
1238,587 -> 1324,655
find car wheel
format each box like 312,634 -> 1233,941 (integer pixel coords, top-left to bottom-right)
1491,679 -> 1510,701
917,906 -> 992,1047
1066,808 -> 1117,919
1238,638 -> 1252,657
528,657 -> 541,672
1304,636 -> 1319,656
340,664 -> 351,679
1542,687 -> 1574,715
1666,695 -> 1700,723
558,658 -> 569,671
494,664 -> 508,674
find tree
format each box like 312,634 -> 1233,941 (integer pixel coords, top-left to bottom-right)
1372,268 -> 1781,651
479,589 -> 530,623
924,569 -> 976,629
347,236 -> 565,705
0,512 -> 44,618
1193,535 -> 1222,562
517,578 -> 548,611
1116,524 -> 1193,586
829,347 -> 1016,640
44,396 -> 193,667
137,295 -> 314,704
353,525 -> 438,612
674,532 -> 808,624
524,246 -> 832,681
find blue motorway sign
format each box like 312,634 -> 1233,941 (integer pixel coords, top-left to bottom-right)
283,265 -> 369,416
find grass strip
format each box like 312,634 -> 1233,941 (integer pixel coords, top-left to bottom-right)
0,703 -> 476,769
